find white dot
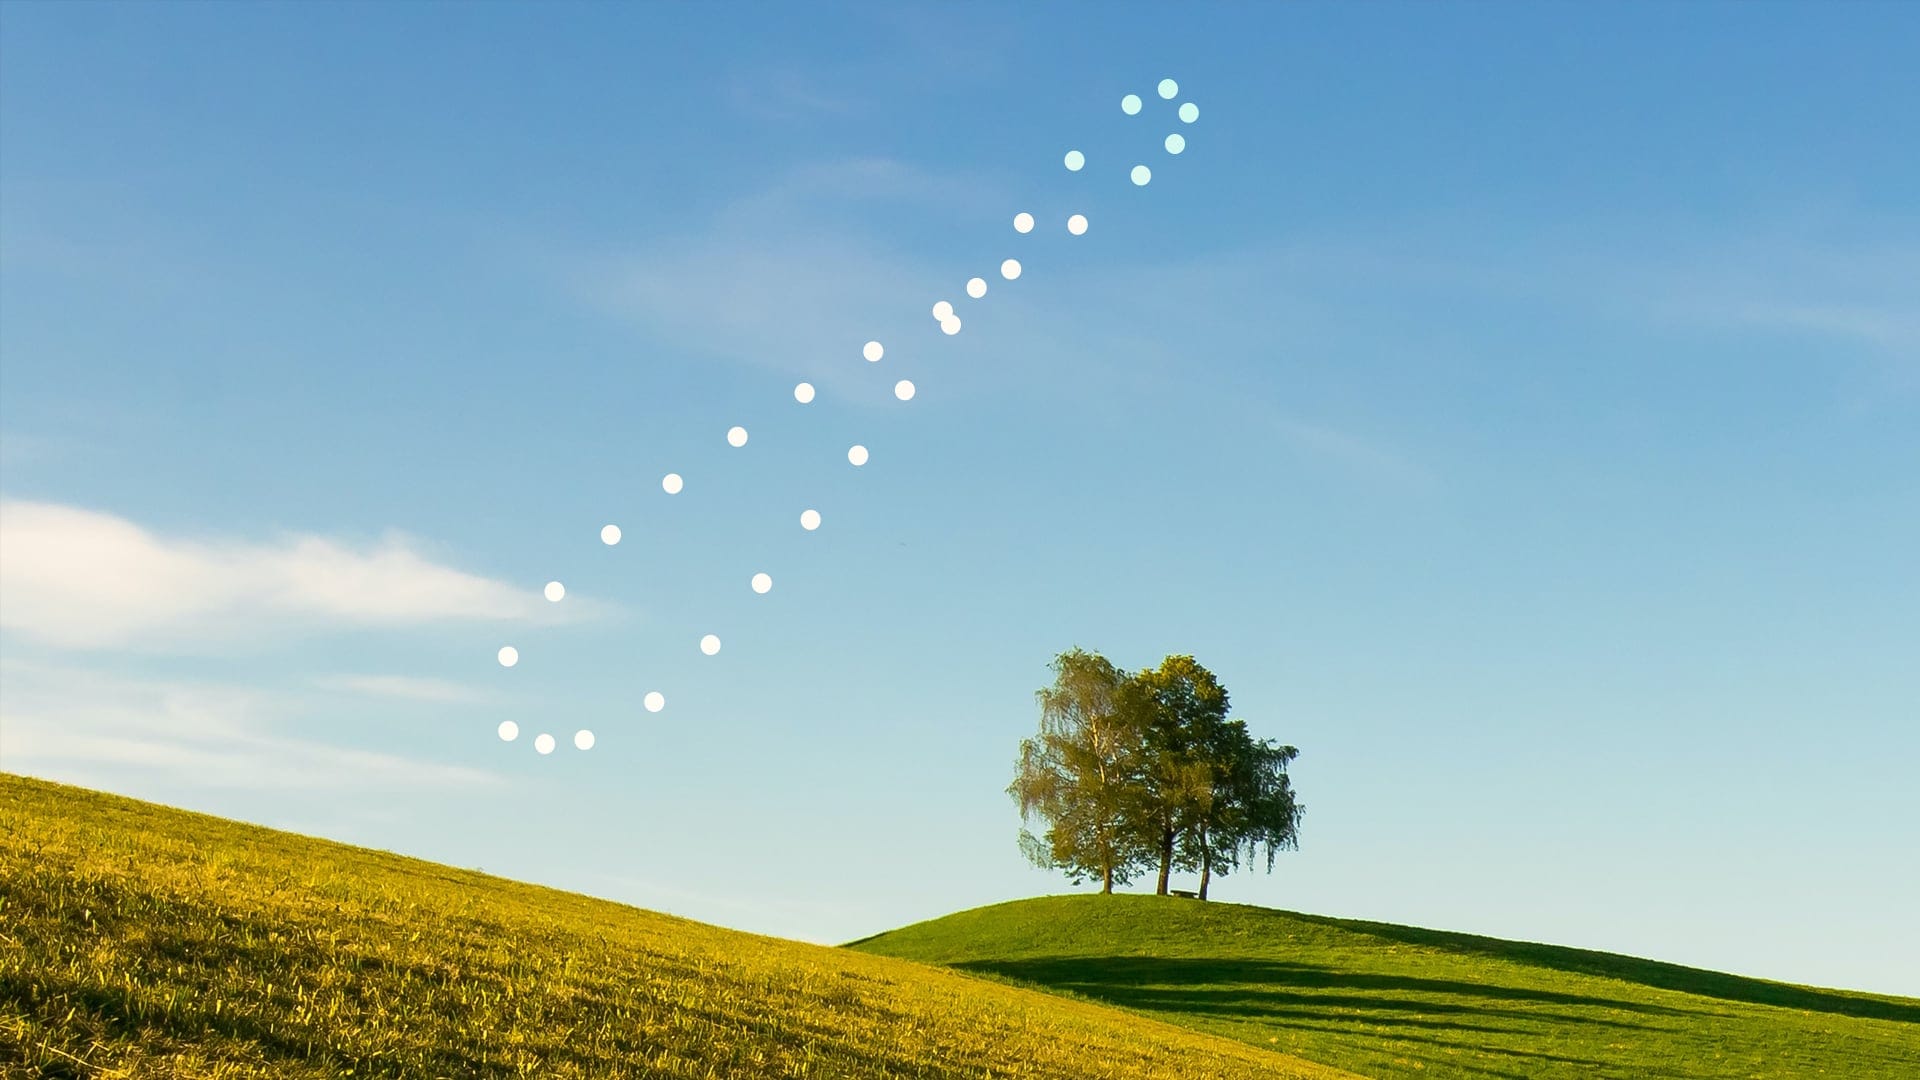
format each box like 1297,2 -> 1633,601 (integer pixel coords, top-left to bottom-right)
497,720 -> 519,742
600,524 -> 621,545
573,729 -> 595,751
932,300 -> 954,320
534,733 -> 555,755
644,691 -> 665,713
1067,214 -> 1088,236
794,382 -> 816,404
863,340 -> 884,363
1013,212 -> 1034,234
1064,149 -> 1085,171
1122,93 -> 1142,115
800,509 -> 821,531
1165,133 -> 1186,155
1180,101 -> 1199,123
751,572 -> 772,594
941,316 -> 961,336
966,277 -> 987,299
700,634 -> 721,656
544,581 -> 565,602
662,473 -> 684,495
894,379 -> 916,401
1000,259 -> 1022,281
727,426 -> 749,447
1131,165 -> 1152,186
848,444 -> 869,467
1158,78 -> 1179,100
497,646 -> 519,668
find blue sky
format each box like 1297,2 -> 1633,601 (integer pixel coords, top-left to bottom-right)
2,2 -> 1916,996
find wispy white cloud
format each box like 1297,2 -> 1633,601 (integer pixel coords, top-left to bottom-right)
1274,218 -> 1920,361
716,157 -> 1005,227
0,659 -> 500,791
0,499 -> 568,651
0,431 -> 59,471
1621,233 -> 1920,360
1722,301 -> 1920,353
314,674 -> 492,705
572,156 -> 1009,395
567,163 -> 1447,485
1272,418 -> 1440,493
581,233 -> 914,385
726,67 -> 859,122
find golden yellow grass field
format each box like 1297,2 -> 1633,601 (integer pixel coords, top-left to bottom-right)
1,774 -> 1357,1079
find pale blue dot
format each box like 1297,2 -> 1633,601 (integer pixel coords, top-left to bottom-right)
1064,150 -> 1085,172
1121,94 -> 1142,115
1130,165 -> 1152,187
1179,102 -> 1199,124
1158,78 -> 1179,100
1165,133 -> 1186,155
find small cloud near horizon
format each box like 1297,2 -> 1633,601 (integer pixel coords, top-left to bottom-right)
0,498 -> 578,652
0,659 -> 502,793
314,674 -> 494,705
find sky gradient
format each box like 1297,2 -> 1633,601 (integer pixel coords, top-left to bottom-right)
2,3 -> 1916,996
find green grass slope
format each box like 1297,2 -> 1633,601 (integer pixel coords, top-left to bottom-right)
849,895 -> 1919,1080
0,775 -> 1356,1080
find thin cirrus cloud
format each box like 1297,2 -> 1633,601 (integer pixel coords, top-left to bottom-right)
1725,301 -> 1920,354
570,170 -> 1445,490
313,674 -> 493,705
0,658 -> 501,793
564,155 -> 1450,491
0,498 -> 569,651
725,67 -> 859,122
569,157 -> 1010,383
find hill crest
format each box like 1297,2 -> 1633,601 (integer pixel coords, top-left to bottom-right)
851,892 -> 1920,1079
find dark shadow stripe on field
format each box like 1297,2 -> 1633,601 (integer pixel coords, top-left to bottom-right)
950,956 -> 1689,1019
1278,912 -> 1920,1026
1082,985 -> 1663,1032
1120,996 -> 1647,1037
1365,1026 -> 1707,1080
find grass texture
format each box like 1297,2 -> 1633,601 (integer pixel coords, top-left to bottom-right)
0,773 -> 1356,1079
850,894 -> 1920,1079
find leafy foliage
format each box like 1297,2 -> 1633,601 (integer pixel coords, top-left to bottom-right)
1192,724 -> 1302,896
1131,655 -> 1233,895
1011,650 -> 1303,899
1008,649 -> 1146,892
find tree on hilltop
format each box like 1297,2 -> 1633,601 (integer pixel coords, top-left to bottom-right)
1181,722 -> 1302,900
1011,649 -> 1304,900
1130,655 -> 1233,896
1008,648 -> 1147,894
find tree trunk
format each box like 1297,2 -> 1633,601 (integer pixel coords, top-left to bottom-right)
1155,826 -> 1174,895
1101,864 -> 1113,894
1198,835 -> 1212,901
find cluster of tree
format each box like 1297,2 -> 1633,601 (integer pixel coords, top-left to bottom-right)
1009,649 -> 1303,900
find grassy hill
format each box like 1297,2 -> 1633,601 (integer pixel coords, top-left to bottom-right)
850,894 -> 1920,1080
0,774 -> 1352,1079
6,773 -> 1913,1080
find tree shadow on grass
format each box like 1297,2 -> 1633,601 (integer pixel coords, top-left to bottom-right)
951,955 -> 1687,1030
1278,912 -> 1920,1026
1329,1021 -> 1715,1080
947,956 -> 1689,1078
1102,989 -> 1641,1035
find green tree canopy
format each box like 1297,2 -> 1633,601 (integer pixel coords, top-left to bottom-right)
1180,720 -> 1303,899
1007,648 -> 1147,893
1011,649 -> 1304,900
1130,655 -> 1233,896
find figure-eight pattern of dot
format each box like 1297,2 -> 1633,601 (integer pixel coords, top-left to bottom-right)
497,78 -> 1198,755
